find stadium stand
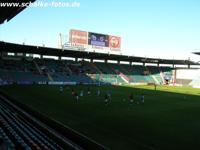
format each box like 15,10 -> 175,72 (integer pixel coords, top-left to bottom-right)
0,93 -> 74,149
0,91 -> 108,150
0,56 -> 176,85
0,58 -> 49,83
1,40 -> 200,86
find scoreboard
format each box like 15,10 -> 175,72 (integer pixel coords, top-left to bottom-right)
88,32 -> 109,47
69,29 -> 121,52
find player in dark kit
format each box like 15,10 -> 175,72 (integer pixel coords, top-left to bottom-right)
129,93 -> 134,105
72,88 -> 75,96
140,94 -> 145,104
97,89 -> 100,96
87,87 -> 91,95
74,91 -> 79,102
59,86 -> 63,93
104,94 -> 109,106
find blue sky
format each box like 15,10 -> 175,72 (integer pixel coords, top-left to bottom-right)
0,0 -> 200,61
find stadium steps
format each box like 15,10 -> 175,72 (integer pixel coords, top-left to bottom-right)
118,72 -> 130,83
107,64 -> 128,83
86,74 -> 96,81
47,72 -> 54,81
116,65 -> 131,83
160,71 -> 165,83
33,60 -> 43,75
145,66 -> 162,84
151,75 -> 159,84
65,64 -> 73,75
99,74 -> 117,84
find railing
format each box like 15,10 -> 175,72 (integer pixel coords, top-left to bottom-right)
119,72 -> 130,83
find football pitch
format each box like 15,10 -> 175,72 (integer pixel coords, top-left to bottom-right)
1,85 -> 200,150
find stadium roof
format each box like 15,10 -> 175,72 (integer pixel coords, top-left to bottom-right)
193,52 -> 200,56
0,41 -> 199,66
0,0 -> 36,24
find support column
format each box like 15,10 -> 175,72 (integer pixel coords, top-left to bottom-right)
40,55 -> 43,59
117,60 -> 120,65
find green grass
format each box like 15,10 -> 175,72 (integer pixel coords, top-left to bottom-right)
1,85 -> 200,150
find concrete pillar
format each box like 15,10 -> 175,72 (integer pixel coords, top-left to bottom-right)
117,60 -> 120,65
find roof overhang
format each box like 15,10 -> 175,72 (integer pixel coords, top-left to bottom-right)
193,52 -> 200,56
0,0 -> 36,24
0,41 -> 199,65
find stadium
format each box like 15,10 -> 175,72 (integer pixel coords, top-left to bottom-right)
0,1 -> 200,150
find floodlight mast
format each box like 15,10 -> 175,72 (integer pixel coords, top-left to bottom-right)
58,33 -> 63,49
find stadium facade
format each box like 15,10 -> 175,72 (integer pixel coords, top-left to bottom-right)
0,41 -> 200,87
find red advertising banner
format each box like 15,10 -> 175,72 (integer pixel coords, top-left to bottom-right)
109,36 -> 121,49
70,29 -> 88,45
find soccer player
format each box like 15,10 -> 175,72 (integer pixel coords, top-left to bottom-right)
71,88 -> 75,96
80,90 -> 83,97
74,91 -> 79,102
140,94 -> 145,104
59,86 -> 63,93
87,87 -> 91,95
107,90 -> 112,100
104,94 -> 109,106
97,89 -> 100,96
129,93 -> 134,105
